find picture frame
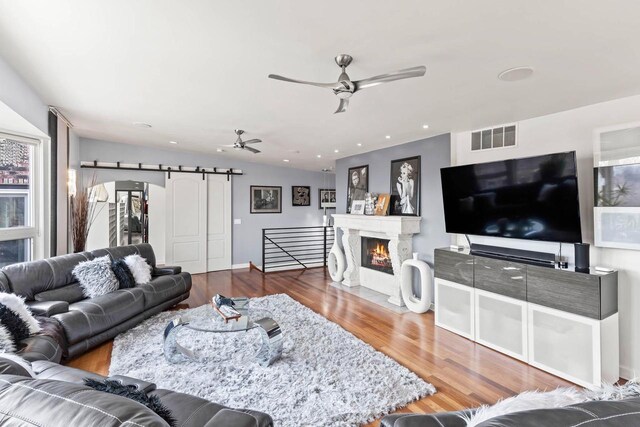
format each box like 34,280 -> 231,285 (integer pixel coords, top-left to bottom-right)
350,200 -> 365,215
250,185 -> 282,213
374,193 -> 391,216
291,186 -> 311,206
318,188 -> 336,209
389,156 -> 420,216
346,165 -> 369,213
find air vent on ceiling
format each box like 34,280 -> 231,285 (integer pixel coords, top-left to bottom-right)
471,124 -> 517,151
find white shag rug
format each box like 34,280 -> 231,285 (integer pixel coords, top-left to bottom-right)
110,294 -> 435,427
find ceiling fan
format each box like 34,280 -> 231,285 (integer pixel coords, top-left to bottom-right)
222,129 -> 262,154
268,54 -> 426,114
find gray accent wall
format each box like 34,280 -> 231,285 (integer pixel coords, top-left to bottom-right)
79,138 -> 335,266
335,133 -> 451,265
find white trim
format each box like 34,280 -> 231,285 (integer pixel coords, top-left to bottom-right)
231,263 -> 250,269
620,365 -> 636,380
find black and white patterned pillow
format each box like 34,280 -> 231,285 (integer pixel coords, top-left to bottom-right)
0,293 -> 40,353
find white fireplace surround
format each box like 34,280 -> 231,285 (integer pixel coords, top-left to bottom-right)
332,214 -> 422,306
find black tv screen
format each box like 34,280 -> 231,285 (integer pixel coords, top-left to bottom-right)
440,151 -> 582,243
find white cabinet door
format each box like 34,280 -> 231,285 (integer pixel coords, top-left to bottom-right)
528,303 -> 601,388
435,278 -> 475,340
475,289 -> 527,361
207,175 -> 231,271
165,173 -> 207,273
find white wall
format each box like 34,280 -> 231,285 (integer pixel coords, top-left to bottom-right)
148,184 -> 166,265
451,93 -> 640,379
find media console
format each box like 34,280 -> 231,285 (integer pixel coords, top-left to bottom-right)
434,247 -> 619,389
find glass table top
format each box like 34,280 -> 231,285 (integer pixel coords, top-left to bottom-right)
181,298 -> 274,333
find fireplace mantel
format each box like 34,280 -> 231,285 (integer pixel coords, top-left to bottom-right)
332,214 -> 421,235
332,214 -> 422,306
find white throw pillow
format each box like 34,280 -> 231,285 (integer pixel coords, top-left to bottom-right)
0,293 -> 41,335
124,254 -> 152,285
73,256 -> 119,298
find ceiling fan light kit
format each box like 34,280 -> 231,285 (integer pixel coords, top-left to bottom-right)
221,129 -> 262,154
268,54 -> 426,113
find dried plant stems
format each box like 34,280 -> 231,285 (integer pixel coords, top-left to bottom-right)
70,175 -> 99,252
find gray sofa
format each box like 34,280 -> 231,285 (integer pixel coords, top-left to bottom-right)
381,400 -> 640,426
0,354 -> 273,427
0,243 -> 191,358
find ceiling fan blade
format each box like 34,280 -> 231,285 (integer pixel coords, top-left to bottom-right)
354,66 -> 426,91
244,145 -> 261,154
334,98 -> 349,114
242,139 -> 262,144
221,144 -> 237,147
268,74 -> 338,89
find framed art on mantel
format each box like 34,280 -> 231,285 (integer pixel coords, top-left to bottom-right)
346,165 -> 368,213
390,156 -> 420,216
250,185 -> 282,213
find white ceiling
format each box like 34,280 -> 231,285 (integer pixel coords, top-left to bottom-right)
1,0 -> 640,171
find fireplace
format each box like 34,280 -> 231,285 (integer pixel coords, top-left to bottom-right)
361,237 -> 393,274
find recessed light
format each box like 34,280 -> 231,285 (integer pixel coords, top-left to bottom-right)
498,66 -> 534,82
216,148 -> 224,152
283,159 -> 290,162
422,124 -> 429,129
385,135 -> 391,139
132,122 -> 152,128
317,154 -> 322,158
357,143 -> 362,147
334,149 -> 339,153
169,141 -> 178,145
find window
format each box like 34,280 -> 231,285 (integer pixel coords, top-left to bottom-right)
0,135 -> 39,267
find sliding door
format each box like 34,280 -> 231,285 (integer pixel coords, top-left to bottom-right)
165,173 -> 207,273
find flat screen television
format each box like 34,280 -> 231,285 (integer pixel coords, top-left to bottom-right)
440,151 -> 583,243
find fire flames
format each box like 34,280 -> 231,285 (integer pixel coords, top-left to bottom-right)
370,242 -> 391,267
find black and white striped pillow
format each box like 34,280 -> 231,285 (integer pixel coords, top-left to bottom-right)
0,293 -> 40,353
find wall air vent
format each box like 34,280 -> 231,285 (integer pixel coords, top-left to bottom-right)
471,124 -> 517,151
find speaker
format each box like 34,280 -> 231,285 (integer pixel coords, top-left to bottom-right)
574,243 -> 590,271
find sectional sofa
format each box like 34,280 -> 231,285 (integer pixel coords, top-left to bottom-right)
0,243 -> 190,358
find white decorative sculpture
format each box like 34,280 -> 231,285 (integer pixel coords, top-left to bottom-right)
400,258 -> 433,313
328,228 -> 346,282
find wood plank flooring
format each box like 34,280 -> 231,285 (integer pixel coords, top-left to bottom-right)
67,267 -> 574,426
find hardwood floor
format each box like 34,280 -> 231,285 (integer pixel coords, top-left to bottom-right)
67,267 -> 574,426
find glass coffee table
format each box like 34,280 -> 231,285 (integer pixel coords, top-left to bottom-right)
163,298 -> 283,366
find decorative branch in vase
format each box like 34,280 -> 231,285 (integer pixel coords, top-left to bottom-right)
70,175 -> 100,253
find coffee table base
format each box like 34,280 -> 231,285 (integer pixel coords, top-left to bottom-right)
163,316 -> 283,367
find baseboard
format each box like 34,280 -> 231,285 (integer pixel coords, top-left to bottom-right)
620,365 -> 636,380
231,263 -> 250,270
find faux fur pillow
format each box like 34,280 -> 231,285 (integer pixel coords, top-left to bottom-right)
111,259 -> 136,289
0,293 -> 40,335
0,324 -> 15,353
124,254 -> 152,285
83,378 -> 176,426
73,256 -> 119,298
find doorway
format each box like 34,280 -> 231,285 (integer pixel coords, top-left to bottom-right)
116,189 -> 146,245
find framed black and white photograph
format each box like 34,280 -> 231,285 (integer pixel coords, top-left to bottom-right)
292,186 -> 311,206
389,156 -> 420,216
319,188 -> 336,209
250,185 -> 282,213
346,165 -> 368,213
351,200 -> 366,215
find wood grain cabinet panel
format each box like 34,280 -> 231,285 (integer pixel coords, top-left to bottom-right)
527,266 -> 601,319
434,249 -> 474,287
474,257 -> 526,301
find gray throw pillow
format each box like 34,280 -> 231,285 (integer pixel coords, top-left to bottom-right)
73,256 -> 119,299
